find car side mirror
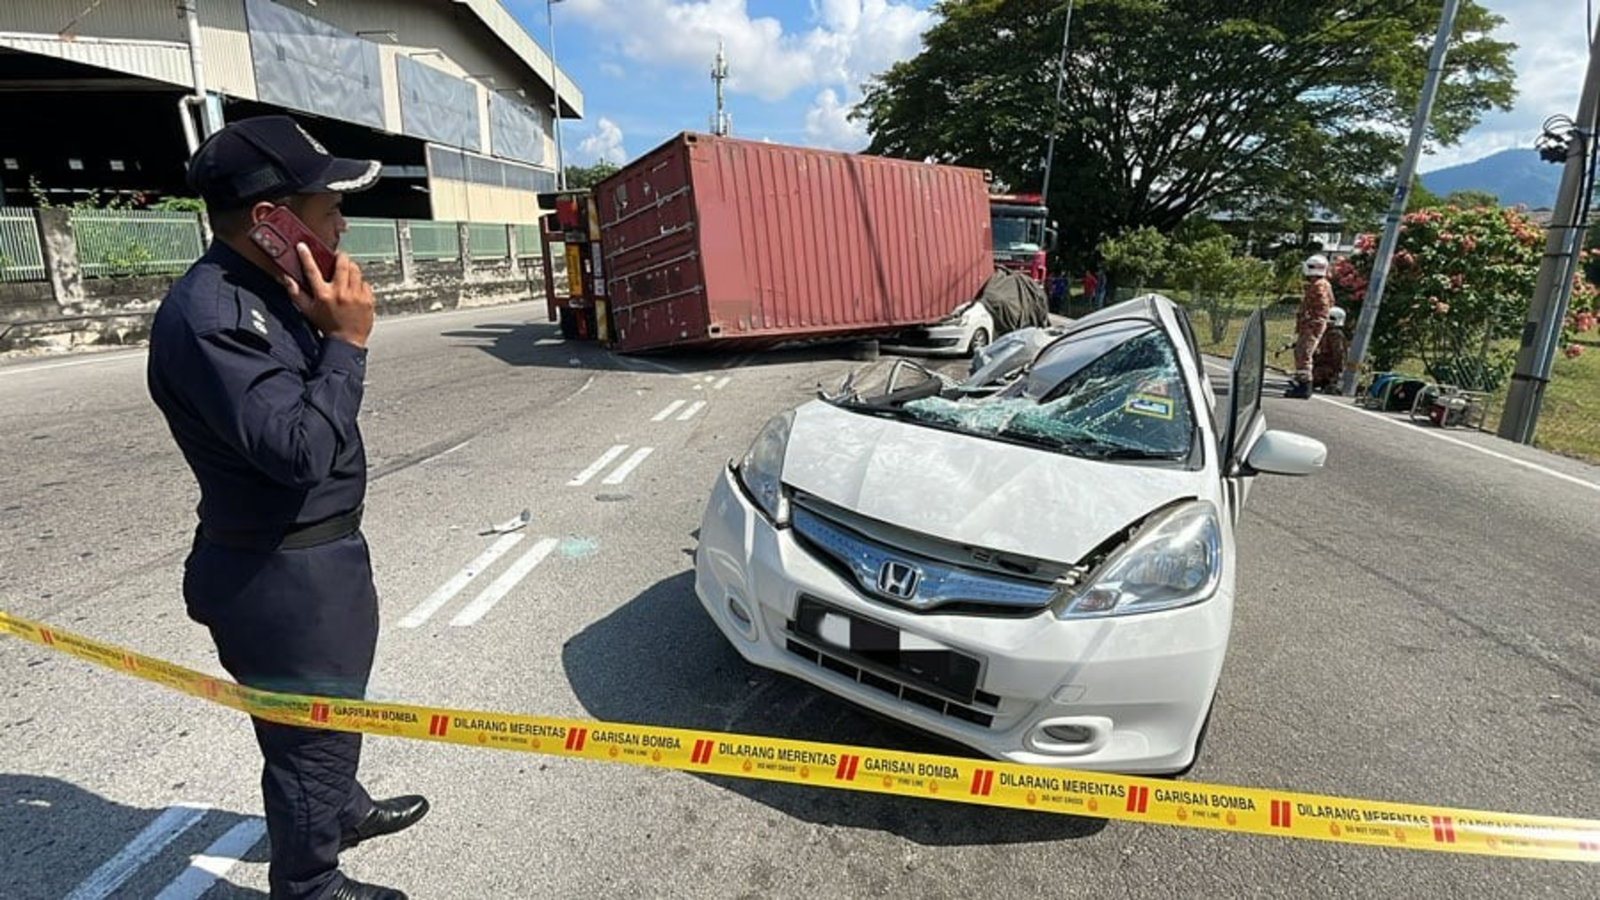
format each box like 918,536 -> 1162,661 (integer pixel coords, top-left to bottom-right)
1241,429 -> 1326,477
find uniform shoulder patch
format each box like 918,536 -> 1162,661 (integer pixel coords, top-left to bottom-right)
228,288 -> 275,349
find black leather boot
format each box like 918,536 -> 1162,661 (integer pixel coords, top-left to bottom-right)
341,795 -> 430,851
327,875 -> 408,899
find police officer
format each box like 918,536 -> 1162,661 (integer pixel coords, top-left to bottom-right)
147,116 -> 428,900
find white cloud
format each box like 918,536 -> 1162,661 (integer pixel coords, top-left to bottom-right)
561,1 -> 932,103
577,117 -> 627,164
803,88 -> 867,149
1423,0 -> 1590,170
598,61 -> 626,79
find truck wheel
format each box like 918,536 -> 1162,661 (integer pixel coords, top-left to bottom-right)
559,307 -> 597,340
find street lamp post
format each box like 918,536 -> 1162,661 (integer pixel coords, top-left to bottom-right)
547,0 -> 566,190
1038,0 -> 1074,204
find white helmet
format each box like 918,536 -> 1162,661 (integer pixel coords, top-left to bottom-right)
1303,254 -> 1330,278
1329,306 -> 1346,327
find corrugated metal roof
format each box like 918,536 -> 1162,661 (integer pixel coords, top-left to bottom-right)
452,0 -> 583,119
0,32 -> 191,86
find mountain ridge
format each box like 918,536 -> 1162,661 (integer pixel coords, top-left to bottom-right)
1419,147 -> 1564,208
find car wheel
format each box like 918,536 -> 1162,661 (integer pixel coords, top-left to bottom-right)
967,328 -> 991,358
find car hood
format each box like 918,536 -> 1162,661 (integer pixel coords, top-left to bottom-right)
781,401 -> 1208,565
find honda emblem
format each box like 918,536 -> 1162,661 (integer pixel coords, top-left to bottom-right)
876,560 -> 920,600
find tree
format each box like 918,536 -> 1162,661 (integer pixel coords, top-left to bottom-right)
855,0 -> 1515,262
1168,232 -> 1275,344
1097,226 -> 1170,295
1330,205 -> 1548,389
564,162 -> 621,190
1444,188 -> 1499,208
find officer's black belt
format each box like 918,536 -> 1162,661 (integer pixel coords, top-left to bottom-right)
200,506 -> 363,552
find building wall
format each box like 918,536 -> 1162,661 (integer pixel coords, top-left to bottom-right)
0,0 -> 184,42
0,0 -> 560,167
198,0 -> 257,101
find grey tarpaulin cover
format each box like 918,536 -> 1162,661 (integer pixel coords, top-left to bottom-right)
245,0 -> 383,129
976,269 -> 1051,336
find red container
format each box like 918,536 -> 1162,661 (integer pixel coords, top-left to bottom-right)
594,132 -> 994,353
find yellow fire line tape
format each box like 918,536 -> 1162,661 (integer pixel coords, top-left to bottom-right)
4,611 -> 1597,863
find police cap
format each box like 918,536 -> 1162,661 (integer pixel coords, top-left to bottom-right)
187,115 -> 381,210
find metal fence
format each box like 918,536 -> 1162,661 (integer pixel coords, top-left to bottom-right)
343,218 -> 400,263
72,209 -> 205,278
0,210 -> 545,280
514,224 -> 543,259
467,223 -> 509,260
0,207 -> 46,283
410,221 -> 461,261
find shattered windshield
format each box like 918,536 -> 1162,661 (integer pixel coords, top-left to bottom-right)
887,324 -> 1195,461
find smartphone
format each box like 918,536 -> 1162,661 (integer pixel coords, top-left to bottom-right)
248,205 -> 337,287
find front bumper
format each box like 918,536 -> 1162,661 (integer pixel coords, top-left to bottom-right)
694,466 -> 1233,774
883,324 -> 967,355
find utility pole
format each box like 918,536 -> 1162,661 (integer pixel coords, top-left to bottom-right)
1341,0 -> 1461,396
1498,38 -> 1600,443
710,39 -> 730,136
547,0 -> 566,189
1038,0 -> 1074,203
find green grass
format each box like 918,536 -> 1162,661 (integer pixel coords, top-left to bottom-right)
1478,341 -> 1600,463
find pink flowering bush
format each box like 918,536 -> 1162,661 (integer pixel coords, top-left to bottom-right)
1332,205 -> 1558,390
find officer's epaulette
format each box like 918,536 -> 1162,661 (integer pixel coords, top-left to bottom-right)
231,288 -> 275,350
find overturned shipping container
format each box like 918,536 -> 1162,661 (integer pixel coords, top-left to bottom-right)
593,132 -> 994,353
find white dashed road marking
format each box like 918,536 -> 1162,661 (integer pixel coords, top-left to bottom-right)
676,400 -> 706,421
602,447 -> 655,485
449,537 -> 560,627
153,818 -> 268,900
652,400 -> 687,422
399,532 -> 527,628
712,376 -> 731,391
569,444 -> 629,486
65,804 -> 210,900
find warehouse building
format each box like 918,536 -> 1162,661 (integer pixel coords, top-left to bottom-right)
0,0 -> 581,223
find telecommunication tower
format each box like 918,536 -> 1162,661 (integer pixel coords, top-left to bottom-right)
710,39 -> 731,136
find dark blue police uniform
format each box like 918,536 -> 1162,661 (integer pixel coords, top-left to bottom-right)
148,239 -> 377,899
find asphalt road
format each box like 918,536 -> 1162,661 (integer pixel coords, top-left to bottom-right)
2,301 -> 1596,898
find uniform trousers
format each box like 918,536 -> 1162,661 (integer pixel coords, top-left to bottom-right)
185,532 -> 379,899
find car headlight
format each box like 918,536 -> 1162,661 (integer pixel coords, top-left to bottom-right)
735,410 -> 794,525
1054,501 -> 1221,619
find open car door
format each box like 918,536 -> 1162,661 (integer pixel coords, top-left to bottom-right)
1220,309 -> 1266,515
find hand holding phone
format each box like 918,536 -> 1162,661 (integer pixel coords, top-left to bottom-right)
248,205 -> 336,287
249,206 -> 374,348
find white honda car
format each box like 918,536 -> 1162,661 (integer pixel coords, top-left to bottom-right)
694,296 -> 1326,774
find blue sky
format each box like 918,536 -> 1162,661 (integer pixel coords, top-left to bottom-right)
506,0 -> 1588,174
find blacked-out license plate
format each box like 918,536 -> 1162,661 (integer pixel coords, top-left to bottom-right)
794,597 -> 980,702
